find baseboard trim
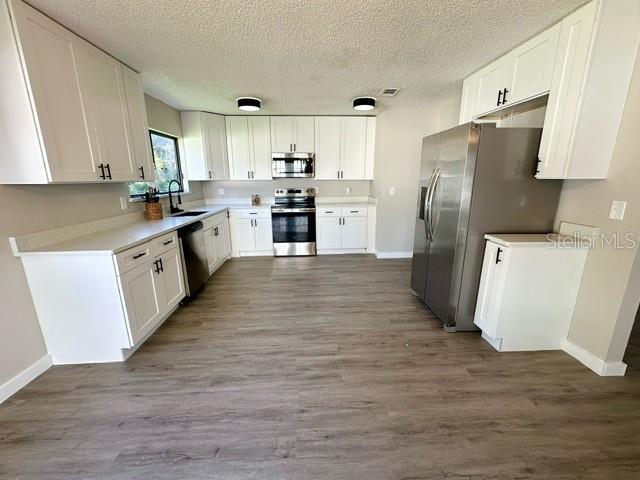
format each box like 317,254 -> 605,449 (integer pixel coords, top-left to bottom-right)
0,354 -> 52,404
562,340 -> 627,376
374,251 -> 413,259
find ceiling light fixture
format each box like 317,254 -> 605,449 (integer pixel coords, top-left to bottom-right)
237,97 -> 261,112
353,96 -> 376,111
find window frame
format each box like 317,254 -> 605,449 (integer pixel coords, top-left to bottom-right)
129,129 -> 185,199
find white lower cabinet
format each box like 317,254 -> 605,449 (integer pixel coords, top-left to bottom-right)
203,212 -> 231,274
20,232 -> 186,365
474,234 -> 587,352
229,208 -> 273,256
316,206 -> 367,253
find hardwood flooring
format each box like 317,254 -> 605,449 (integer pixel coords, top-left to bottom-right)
1,255 -> 639,479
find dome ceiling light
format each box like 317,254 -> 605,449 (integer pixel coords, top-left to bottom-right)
237,97 -> 261,111
353,96 -> 376,111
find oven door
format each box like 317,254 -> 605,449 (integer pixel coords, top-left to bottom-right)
272,158 -> 314,178
271,208 -> 316,256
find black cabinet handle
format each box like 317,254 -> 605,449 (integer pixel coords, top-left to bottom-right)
214,227 -> 219,236
139,166 -> 145,179
159,258 -> 164,272
163,239 -> 173,246
154,259 -> 161,274
105,163 -> 112,180
98,163 -> 106,180
534,157 -> 542,175
209,170 -> 212,179
496,247 -> 503,264
497,90 -> 503,106
132,251 -> 146,259
502,88 -> 509,104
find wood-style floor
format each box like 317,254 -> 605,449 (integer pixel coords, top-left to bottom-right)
1,255 -> 639,479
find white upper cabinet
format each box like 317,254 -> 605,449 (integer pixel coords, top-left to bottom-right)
460,0 -> 640,179
315,117 -> 375,180
226,116 -> 272,180
270,116 -> 314,152
181,111 -> 229,180
537,0 -> 640,179
121,65 -> 155,182
0,0 -> 155,184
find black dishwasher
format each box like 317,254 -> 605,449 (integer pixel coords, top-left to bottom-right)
178,221 -> 208,297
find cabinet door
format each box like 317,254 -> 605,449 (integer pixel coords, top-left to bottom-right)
75,45 -> 136,181
506,23 -> 561,105
473,60 -> 509,116
341,216 -> 366,249
158,248 -> 185,310
537,1 -> 597,179
226,116 -> 252,180
253,217 -> 273,252
459,75 -> 478,124
340,117 -> 367,179
10,0 -> 98,182
474,242 -> 510,337
205,113 -> 229,180
235,218 -> 256,252
314,117 -> 341,180
316,216 -> 342,250
204,227 -> 217,274
121,65 -> 155,182
213,222 -> 230,265
181,112 -> 208,180
249,116 -> 272,179
119,261 -> 163,345
270,116 -> 293,152
292,116 -> 315,152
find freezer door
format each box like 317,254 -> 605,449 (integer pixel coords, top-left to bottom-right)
410,134 -> 439,300
424,124 -> 476,324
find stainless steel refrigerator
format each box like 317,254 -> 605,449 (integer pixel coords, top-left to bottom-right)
410,123 -> 562,331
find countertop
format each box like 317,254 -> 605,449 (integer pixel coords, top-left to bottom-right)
484,233 -> 582,248
19,206 -> 231,256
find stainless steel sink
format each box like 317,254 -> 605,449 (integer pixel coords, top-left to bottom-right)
173,211 -> 207,217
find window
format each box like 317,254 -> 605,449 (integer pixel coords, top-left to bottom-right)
129,131 -> 183,197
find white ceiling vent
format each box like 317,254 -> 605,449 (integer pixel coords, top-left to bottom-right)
379,88 -> 400,97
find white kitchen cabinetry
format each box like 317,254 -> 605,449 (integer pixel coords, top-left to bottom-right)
474,234 -> 587,352
203,212 -> 231,274
181,111 -> 229,181
270,116 -> 315,153
316,206 -> 367,253
315,117 -> 375,180
229,208 -> 273,256
20,231 -> 185,364
0,0 -> 154,184
226,116 -> 272,180
537,0 -> 640,179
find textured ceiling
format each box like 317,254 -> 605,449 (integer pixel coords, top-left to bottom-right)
27,0 -> 586,114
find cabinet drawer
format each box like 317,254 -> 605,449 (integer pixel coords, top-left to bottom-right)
202,211 -> 226,230
152,232 -> 178,256
342,207 -> 367,217
114,242 -> 153,275
317,207 -> 341,217
232,208 -> 271,219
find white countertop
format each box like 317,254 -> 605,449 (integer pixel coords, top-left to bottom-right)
19,206 -> 231,256
484,233 -> 582,248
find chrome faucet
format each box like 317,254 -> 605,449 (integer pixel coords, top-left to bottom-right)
168,179 -> 184,214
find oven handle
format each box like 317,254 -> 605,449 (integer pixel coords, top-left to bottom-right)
271,207 -> 316,213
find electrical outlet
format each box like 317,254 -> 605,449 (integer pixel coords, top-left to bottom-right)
119,197 -> 128,210
609,200 -> 627,220
217,188 -> 225,195
388,186 -> 395,196
345,186 -> 352,194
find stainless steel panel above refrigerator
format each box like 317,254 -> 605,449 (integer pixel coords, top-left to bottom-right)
410,123 -> 562,331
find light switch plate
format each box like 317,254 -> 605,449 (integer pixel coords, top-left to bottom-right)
217,188 -> 225,195
609,200 -> 627,221
119,197 -> 128,210
345,187 -> 352,194
388,186 -> 395,196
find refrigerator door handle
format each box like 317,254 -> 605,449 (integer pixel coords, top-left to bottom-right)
424,169 -> 437,240
427,168 -> 441,240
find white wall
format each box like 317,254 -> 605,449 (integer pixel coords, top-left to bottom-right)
203,179 -> 370,201
555,48 -> 640,366
371,88 -> 461,255
0,95 -> 197,391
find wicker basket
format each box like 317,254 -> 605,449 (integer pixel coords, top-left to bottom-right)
144,202 -> 164,220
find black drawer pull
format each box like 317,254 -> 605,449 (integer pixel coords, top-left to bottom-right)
132,252 -> 146,259
325,210 -> 334,213
496,248 -> 503,264
163,239 -> 173,246
350,210 -> 358,213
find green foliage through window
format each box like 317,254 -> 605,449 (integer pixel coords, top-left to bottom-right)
129,131 -> 183,197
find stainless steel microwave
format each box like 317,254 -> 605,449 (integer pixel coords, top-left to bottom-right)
272,153 -> 314,179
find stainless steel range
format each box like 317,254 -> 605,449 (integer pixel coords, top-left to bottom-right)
271,188 -> 316,256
